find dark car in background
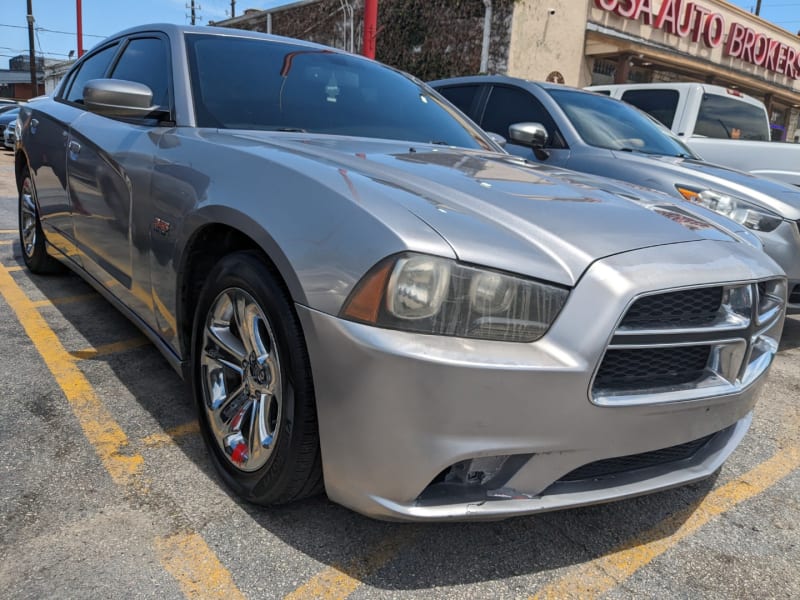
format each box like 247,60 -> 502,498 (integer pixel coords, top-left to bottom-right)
430,76 -> 800,312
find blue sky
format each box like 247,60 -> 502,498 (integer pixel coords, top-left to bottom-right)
727,1 -> 800,34
1,0 -> 798,68
0,0 -> 295,66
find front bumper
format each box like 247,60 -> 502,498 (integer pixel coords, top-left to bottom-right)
298,240 -> 784,521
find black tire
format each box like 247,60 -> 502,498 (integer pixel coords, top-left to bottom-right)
191,251 -> 324,505
18,167 -> 63,274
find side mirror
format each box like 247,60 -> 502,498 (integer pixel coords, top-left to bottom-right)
487,132 -> 507,148
83,79 -> 157,118
509,122 -> 548,149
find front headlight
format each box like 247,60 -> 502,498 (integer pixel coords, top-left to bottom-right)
341,253 -> 569,342
676,186 -> 782,233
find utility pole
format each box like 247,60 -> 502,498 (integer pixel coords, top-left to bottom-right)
755,0 -> 762,15
26,0 -> 37,92
230,0 -> 236,19
362,0 -> 378,59
190,0 -> 196,25
76,0 -> 84,57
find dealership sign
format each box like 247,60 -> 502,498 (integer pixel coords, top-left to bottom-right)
594,0 -> 800,79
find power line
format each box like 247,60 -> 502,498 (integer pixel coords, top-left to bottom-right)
38,26 -> 105,38
0,23 -> 106,38
35,25 -> 46,61
0,47 -> 72,57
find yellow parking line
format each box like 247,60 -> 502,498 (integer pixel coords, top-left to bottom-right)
6,265 -> 23,272
155,533 -> 247,600
142,420 -> 200,447
70,337 -> 151,360
0,240 -> 12,246
531,444 -> 800,600
284,529 -> 419,600
0,261 -> 246,600
0,229 -> 16,234
31,292 -> 98,308
0,262 -> 143,485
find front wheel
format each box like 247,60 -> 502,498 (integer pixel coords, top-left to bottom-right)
18,167 -> 62,274
191,251 -> 323,505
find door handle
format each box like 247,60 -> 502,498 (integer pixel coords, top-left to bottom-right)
68,140 -> 81,155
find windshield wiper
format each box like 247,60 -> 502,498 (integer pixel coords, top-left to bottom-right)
617,147 -> 660,155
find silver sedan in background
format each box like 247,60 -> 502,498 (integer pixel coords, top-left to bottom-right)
16,25 -> 786,520
431,76 -> 800,313
4,121 -> 17,149
1,107 -> 20,150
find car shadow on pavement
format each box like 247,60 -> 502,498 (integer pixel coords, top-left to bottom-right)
7,243 -> 733,590
236,474 -> 719,591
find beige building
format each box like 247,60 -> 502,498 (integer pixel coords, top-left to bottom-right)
508,0 -> 800,140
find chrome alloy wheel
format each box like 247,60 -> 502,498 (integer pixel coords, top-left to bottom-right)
20,177 -> 37,259
200,288 -> 283,472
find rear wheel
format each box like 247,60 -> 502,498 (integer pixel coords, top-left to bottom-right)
18,167 -> 62,274
191,251 -> 323,504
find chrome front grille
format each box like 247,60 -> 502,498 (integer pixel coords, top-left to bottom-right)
592,279 -> 786,406
620,287 -> 722,328
594,346 -> 711,391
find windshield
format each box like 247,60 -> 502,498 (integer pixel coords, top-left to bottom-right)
548,89 -> 697,158
695,93 -> 769,140
184,34 -> 491,150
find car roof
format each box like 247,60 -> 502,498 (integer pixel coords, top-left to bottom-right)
429,74 -> 598,96
587,82 -> 764,107
101,22 -> 334,53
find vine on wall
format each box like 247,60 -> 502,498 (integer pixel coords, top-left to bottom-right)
376,0 -> 514,80
250,0 -> 515,81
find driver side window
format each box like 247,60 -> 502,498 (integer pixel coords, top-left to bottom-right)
110,37 -> 170,109
64,44 -> 119,103
482,85 -> 566,149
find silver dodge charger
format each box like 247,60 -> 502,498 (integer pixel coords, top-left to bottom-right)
16,24 -> 786,520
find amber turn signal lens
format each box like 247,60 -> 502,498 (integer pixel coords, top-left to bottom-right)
340,259 -> 394,324
676,186 -> 700,201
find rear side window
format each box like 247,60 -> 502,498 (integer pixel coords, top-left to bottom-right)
436,85 -> 480,118
64,44 -> 119,103
695,93 -> 769,141
482,85 -> 563,148
110,37 -> 170,108
621,89 -> 679,128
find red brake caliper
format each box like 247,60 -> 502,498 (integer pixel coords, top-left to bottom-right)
231,442 -> 249,465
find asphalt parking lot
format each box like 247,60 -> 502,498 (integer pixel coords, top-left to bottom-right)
0,147 -> 798,599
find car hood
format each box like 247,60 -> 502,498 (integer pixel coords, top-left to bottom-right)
610,151 -> 800,220
225,133 -> 743,287
0,114 -> 19,127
